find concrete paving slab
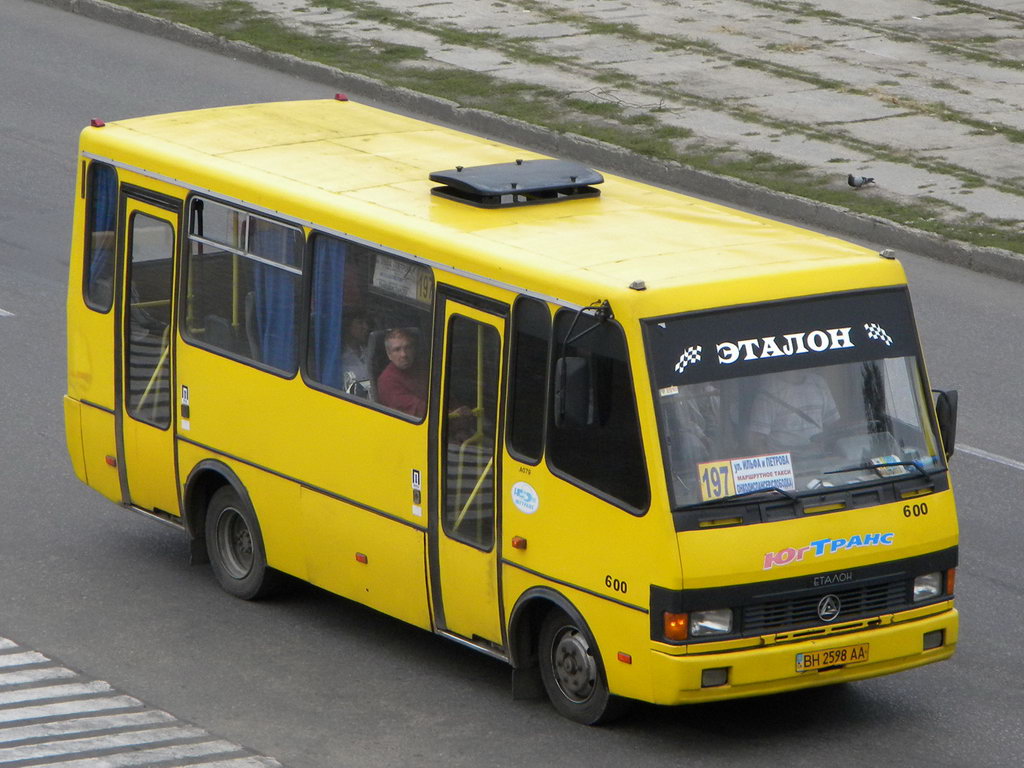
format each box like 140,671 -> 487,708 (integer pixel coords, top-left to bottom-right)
840,112 -> 1006,153
742,88 -> 905,126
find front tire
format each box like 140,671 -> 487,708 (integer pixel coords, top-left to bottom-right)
205,485 -> 279,600
538,610 -> 627,725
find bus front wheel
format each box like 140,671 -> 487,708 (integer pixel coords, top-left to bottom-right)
205,485 -> 279,600
538,610 -> 626,725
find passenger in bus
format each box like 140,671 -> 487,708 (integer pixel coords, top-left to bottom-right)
747,370 -> 839,453
377,327 -> 428,418
341,310 -> 372,397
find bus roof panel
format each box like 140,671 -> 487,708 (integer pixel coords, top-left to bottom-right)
97,99 -> 900,311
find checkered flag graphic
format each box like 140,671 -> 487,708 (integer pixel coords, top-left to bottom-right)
864,322 -> 893,346
674,345 -> 703,373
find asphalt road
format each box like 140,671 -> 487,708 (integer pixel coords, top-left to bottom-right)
1,2 -> 1022,766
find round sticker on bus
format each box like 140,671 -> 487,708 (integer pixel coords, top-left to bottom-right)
511,481 -> 540,514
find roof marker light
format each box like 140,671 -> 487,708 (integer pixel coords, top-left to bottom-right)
90,119 -> 106,128
335,93 -> 349,101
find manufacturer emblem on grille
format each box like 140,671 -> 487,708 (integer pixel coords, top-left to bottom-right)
817,594 -> 842,622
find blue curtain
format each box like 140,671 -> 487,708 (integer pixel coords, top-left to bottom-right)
309,236 -> 346,388
87,163 -> 117,307
250,223 -> 302,372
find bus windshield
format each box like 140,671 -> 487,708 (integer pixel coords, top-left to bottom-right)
644,289 -> 946,510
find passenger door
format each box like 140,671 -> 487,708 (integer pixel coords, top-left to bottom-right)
429,293 -> 507,650
117,195 -> 180,516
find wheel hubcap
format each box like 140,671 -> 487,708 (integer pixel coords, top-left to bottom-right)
217,507 -> 253,579
551,626 -> 597,703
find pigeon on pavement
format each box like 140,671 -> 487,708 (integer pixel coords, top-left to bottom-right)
848,174 -> 875,188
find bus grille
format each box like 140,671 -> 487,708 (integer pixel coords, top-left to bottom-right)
742,579 -> 909,635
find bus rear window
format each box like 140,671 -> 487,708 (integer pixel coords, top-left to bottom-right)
83,162 -> 118,311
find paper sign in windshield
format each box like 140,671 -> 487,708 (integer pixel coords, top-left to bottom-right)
870,454 -> 911,477
698,453 -> 795,502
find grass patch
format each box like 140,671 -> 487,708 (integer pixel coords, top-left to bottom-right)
103,0 -> 1024,255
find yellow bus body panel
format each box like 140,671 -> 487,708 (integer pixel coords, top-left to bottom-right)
300,488 -> 431,631
678,490 -> 958,589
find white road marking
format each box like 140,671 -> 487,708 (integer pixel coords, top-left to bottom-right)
0,307 -> 12,317
0,652 -> 48,668
0,725 -> 208,762
0,667 -> 78,687
33,741 -> 249,767
958,444 -> 1024,473
0,711 -> 175,744
0,696 -> 143,725
0,637 -> 283,767
0,681 -> 113,706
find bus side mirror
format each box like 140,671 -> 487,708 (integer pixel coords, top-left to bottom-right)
933,389 -> 958,460
554,356 -> 593,427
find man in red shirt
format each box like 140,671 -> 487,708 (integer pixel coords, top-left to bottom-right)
377,328 -> 427,418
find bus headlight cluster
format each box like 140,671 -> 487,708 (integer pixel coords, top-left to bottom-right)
913,572 -> 943,601
690,609 -> 733,637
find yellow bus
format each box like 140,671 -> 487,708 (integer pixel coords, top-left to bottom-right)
65,98 -> 959,723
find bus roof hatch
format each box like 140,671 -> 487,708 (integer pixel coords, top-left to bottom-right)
429,159 -> 603,208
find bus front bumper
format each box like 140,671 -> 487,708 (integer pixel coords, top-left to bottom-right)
646,607 -> 957,705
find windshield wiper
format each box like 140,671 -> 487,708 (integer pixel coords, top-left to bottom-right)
825,460 -> 928,478
683,485 -> 797,509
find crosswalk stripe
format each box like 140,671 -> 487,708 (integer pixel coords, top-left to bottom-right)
0,637 -> 282,766
0,652 -> 48,669
179,758 -> 285,768
0,710 -> 176,744
0,696 -> 143,724
31,739 -> 247,767
0,725 -> 209,762
0,667 -> 78,687
0,681 -> 113,706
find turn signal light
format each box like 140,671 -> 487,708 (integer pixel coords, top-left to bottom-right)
663,611 -> 688,642
946,568 -> 957,596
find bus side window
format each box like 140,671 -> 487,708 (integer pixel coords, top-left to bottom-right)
547,311 -> 649,512
83,162 -> 118,312
507,297 -> 551,463
183,198 -> 303,374
306,232 -> 434,414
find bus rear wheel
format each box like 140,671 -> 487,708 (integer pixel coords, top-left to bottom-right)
538,610 -> 627,725
205,485 -> 279,600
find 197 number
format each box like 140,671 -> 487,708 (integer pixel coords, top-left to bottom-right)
903,502 -> 929,517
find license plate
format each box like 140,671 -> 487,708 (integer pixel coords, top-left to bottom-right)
795,643 -> 869,672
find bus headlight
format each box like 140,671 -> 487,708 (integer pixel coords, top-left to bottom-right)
913,572 -> 943,601
690,609 -> 733,636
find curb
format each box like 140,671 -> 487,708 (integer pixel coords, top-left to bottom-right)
36,0 -> 1024,283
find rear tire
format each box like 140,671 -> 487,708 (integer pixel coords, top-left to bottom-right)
538,609 -> 628,725
205,485 -> 280,600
